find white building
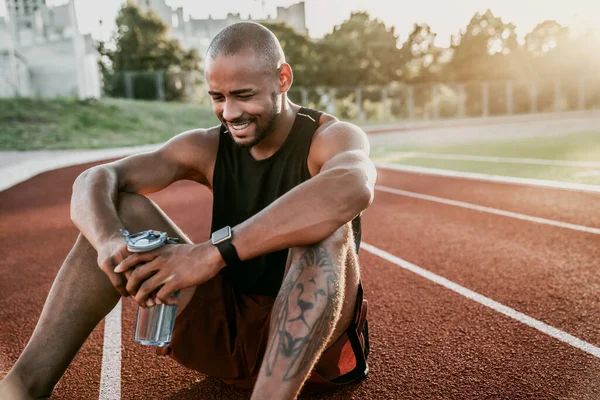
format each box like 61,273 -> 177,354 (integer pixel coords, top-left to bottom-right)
0,49 -> 31,96
132,0 -> 308,57
5,0 -> 46,30
0,0 -> 101,99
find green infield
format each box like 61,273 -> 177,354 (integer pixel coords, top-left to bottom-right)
370,131 -> 600,185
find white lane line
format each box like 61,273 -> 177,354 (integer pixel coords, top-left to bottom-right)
360,242 -> 600,359
376,185 -> 600,235
99,300 -> 122,400
392,152 -> 600,168
376,162 -> 600,194
574,170 -> 600,177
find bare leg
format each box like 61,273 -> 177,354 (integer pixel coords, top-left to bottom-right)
0,193 -> 195,399
252,223 -> 360,399
283,222 -> 360,354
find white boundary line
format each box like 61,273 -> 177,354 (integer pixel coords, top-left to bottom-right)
99,300 -> 122,400
375,162 -> 600,194
360,242 -> 600,359
376,185 -> 600,235
574,170 -> 600,177
390,152 -> 600,168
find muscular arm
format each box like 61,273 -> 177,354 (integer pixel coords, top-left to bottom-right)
70,129 -> 210,251
231,121 -> 377,260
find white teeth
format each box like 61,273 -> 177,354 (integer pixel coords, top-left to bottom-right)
230,121 -> 251,131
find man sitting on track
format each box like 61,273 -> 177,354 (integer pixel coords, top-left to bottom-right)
0,22 -> 376,400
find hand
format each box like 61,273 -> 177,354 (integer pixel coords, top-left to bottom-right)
114,241 -> 225,308
96,233 -> 134,297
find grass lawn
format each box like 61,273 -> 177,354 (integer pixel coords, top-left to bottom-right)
371,131 -> 600,185
0,97 -> 404,151
0,97 -> 219,150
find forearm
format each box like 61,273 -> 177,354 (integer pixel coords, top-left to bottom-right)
251,243 -> 344,399
233,167 -> 371,261
70,166 -> 125,250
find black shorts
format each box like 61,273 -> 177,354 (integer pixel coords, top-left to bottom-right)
157,274 -> 370,394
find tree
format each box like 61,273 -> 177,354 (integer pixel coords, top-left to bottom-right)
522,20 -> 598,78
524,20 -> 569,58
98,2 -> 201,100
260,22 -> 319,87
397,23 -> 442,82
315,12 -> 402,87
523,21 -> 600,110
444,10 -> 522,81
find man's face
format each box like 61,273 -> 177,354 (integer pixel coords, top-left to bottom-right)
205,49 -> 281,148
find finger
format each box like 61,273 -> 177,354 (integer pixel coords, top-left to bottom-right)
146,297 -> 155,307
145,291 -> 162,307
110,247 -> 131,269
109,272 -> 129,297
98,258 -> 129,297
114,252 -> 155,273
157,294 -> 179,306
99,256 -> 115,274
124,270 -> 133,281
126,262 -> 159,296
149,291 -> 160,306
156,280 -> 179,306
134,273 -> 174,307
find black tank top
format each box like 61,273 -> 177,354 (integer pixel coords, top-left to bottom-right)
211,107 -> 361,296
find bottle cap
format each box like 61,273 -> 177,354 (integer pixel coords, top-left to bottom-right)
120,229 -> 168,253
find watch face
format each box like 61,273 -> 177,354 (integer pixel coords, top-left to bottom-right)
212,226 -> 232,244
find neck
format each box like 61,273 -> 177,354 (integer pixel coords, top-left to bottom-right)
249,97 -> 299,160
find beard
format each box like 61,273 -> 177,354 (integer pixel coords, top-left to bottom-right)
225,92 -> 281,149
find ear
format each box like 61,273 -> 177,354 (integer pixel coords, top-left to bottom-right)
278,63 -> 293,93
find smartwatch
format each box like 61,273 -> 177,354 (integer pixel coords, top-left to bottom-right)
211,226 -> 241,266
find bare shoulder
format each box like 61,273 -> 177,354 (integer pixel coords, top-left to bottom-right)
311,114 -> 369,154
159,125 -> 218,159
312,113 -> 369,149
161,126 -> 219,154
132,125 -> 221,186
307,113 -> 371,175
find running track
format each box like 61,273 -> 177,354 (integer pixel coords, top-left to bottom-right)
1,162 -> 599,399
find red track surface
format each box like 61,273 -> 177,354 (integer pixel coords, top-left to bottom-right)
1,161 -> 600,399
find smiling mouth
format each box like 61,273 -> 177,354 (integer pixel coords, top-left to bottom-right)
228,120 -> 252,132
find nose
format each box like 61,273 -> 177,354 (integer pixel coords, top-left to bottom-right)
222,99 -> 243,122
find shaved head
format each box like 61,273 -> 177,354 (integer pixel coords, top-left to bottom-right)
204,22 -> 294,150
207,22 -> 286,74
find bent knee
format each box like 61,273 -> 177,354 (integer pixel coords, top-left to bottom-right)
322,222 -> 354,250
292,222 -> 355,257
116,192 -> 156,228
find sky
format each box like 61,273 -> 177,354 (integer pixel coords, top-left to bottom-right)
1,0 -> 598,47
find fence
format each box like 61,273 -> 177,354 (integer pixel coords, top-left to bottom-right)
287,79 -> 600,121
102,71 -> 600,122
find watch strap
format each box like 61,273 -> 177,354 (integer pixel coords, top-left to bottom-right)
215,237 -> 241,266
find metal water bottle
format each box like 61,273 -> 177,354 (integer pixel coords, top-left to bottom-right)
120,229 -> 180,346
